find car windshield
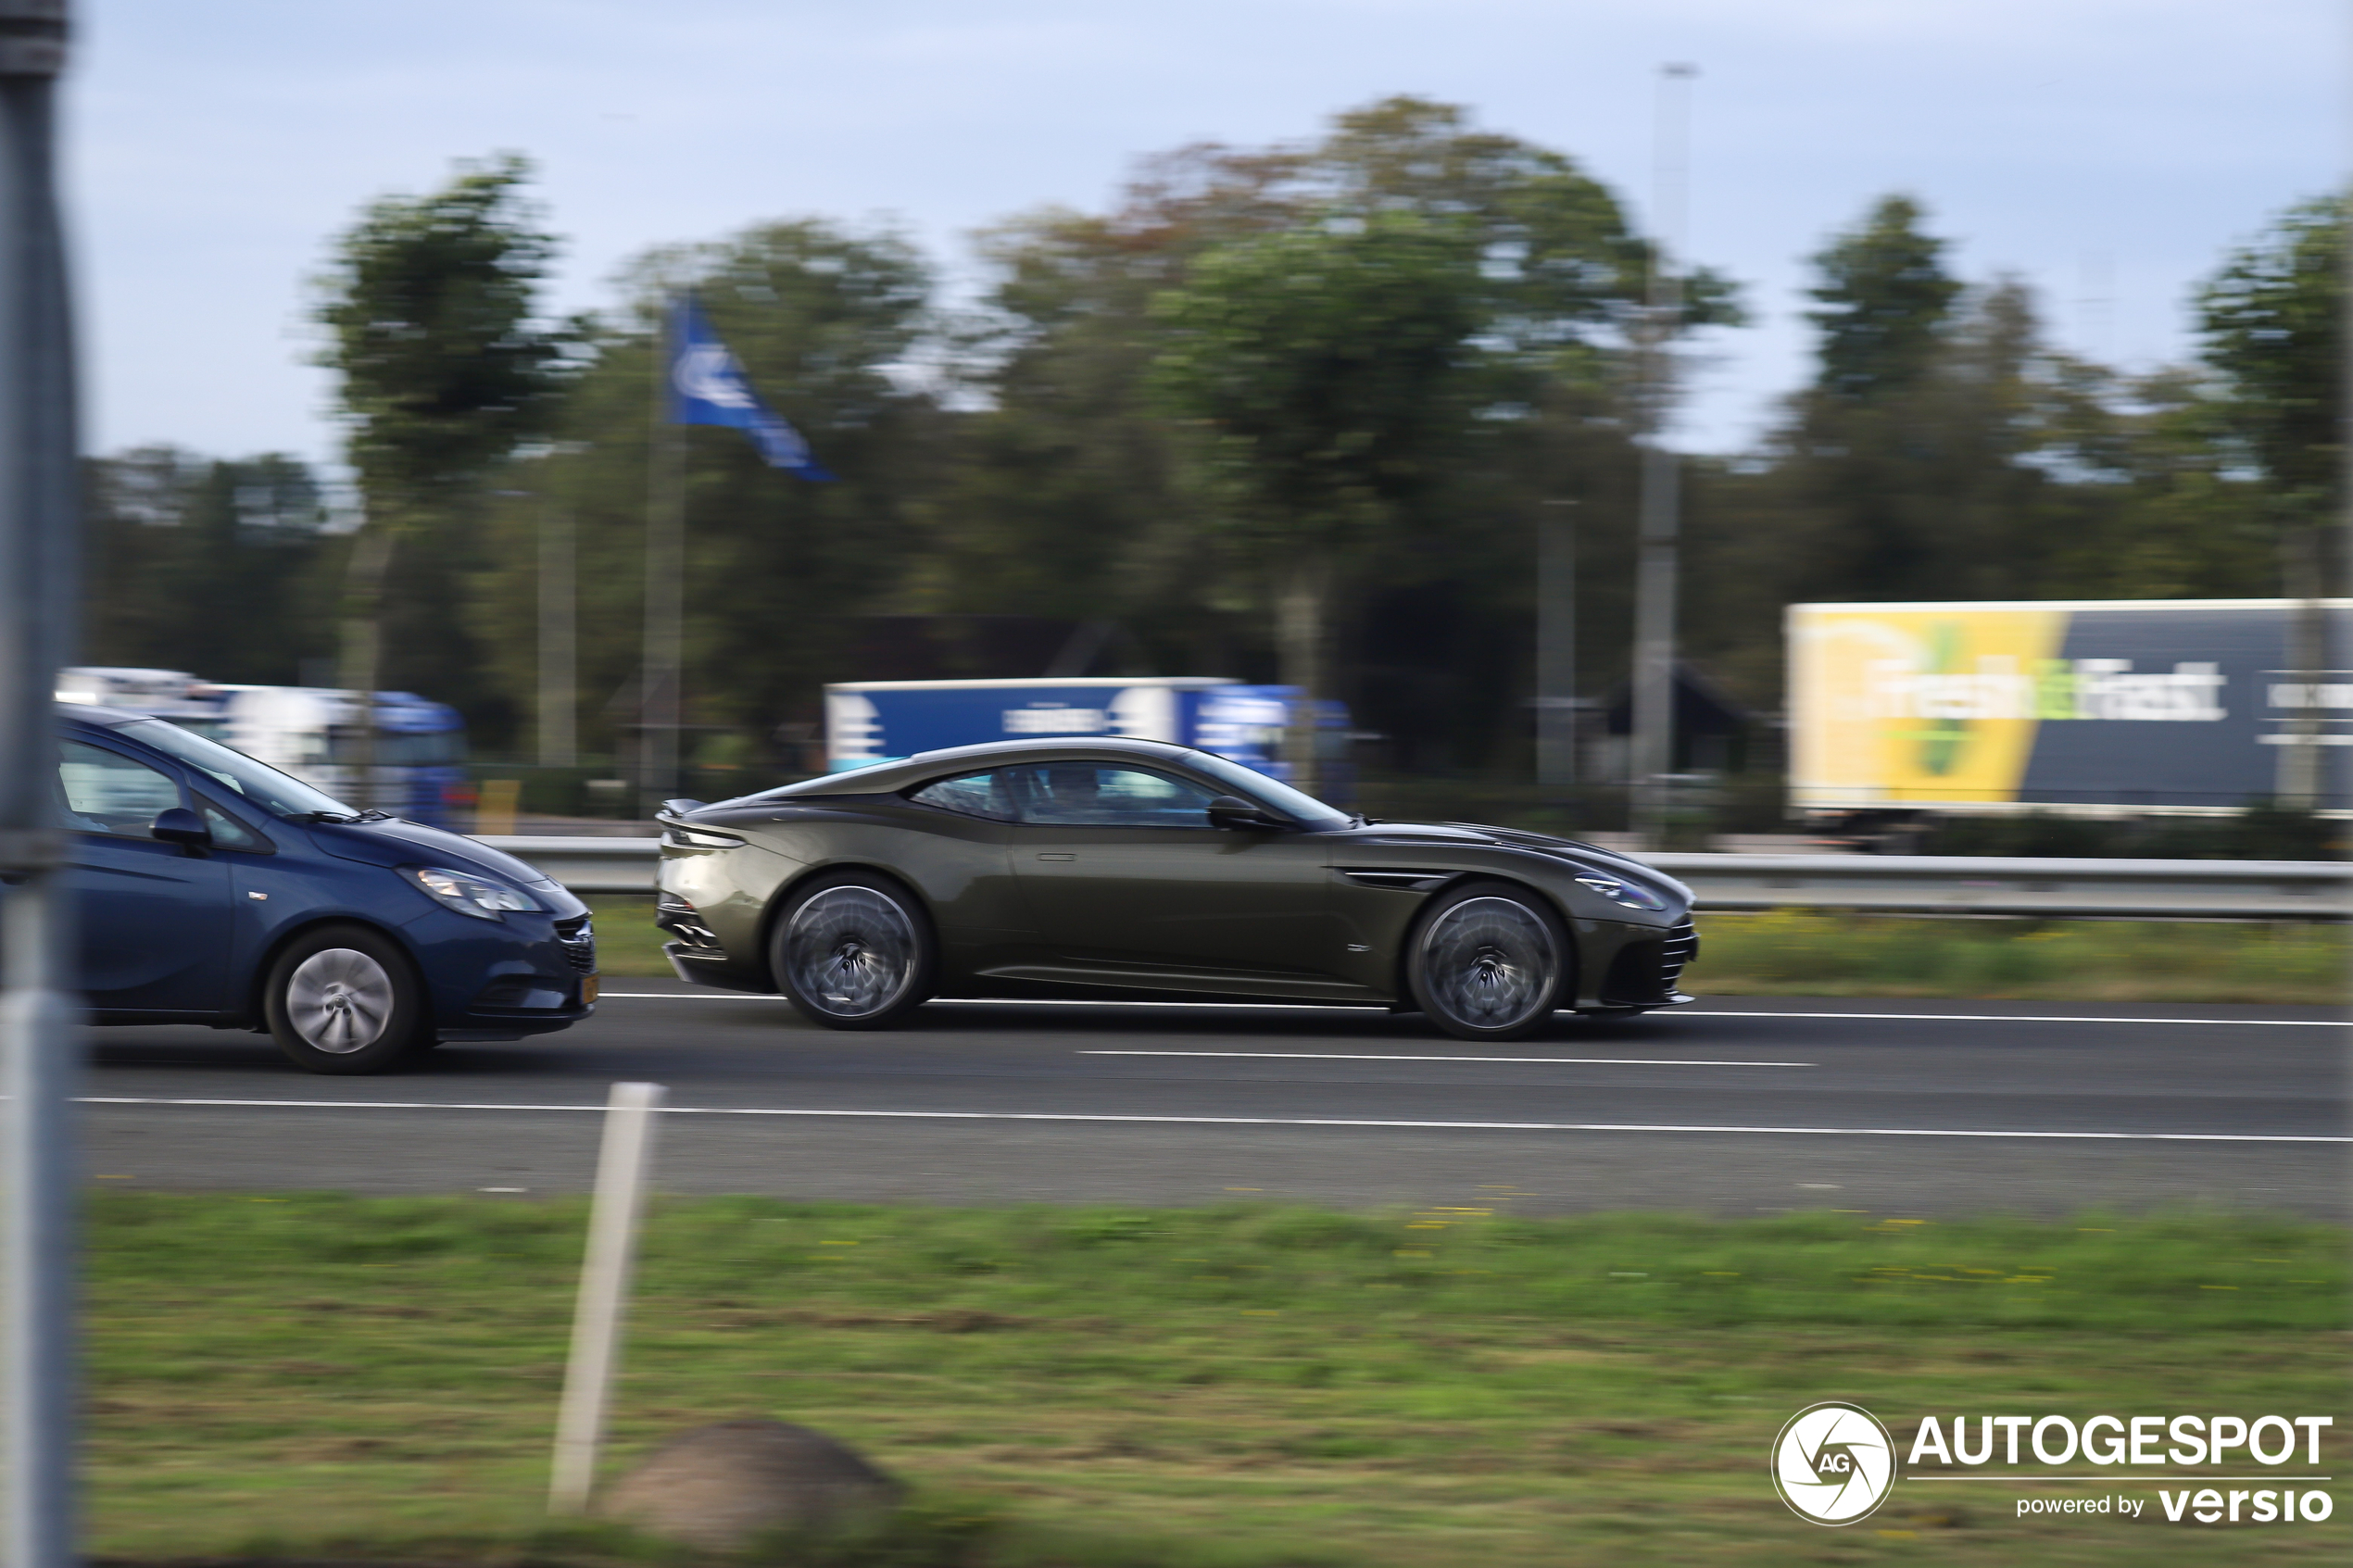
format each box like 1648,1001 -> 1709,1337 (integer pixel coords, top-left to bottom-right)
119,718 -> 360,821
1181,750 -> 1353,830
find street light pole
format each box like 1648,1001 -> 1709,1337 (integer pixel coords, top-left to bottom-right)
1535,498 -> 1578,787
1629,62 -> 1695,849
641,308 -> 685,817
537,485 -> 577,770
0,8 -> 80,1568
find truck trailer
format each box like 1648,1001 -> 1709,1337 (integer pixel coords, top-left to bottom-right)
1788,598 -> 2352,820
823,677 -> 1352,795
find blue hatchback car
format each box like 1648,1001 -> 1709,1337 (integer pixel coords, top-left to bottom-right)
48,703 -> 596,1073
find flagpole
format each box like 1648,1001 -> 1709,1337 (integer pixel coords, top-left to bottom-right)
641,296 -> 686,817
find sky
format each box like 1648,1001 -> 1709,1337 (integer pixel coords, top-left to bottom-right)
66,0 -> 2345,468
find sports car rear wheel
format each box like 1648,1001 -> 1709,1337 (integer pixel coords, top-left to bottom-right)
1406,882 -> 1568,1042
770,872 -> 937,1030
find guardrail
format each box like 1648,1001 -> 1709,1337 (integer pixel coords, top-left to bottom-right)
474,837 -> 2353,921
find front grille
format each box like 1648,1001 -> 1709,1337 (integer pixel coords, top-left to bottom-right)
1659,918 -> 1698,991
552,913 -> 597,973
1601,918 -> 1698,1007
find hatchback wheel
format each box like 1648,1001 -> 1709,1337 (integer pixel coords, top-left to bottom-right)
770,872 -> 937,1030
262,924 -> 431,1073
1406,882 -> 1569,1042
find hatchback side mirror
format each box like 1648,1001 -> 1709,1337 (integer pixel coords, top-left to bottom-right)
1206,796 -> 1287,831
150,807 -> 212,849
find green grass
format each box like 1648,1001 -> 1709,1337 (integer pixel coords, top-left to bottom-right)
1692,910 -> 2346,1003
88,1196 -> 2349,1565
591,895 -> 2347,1004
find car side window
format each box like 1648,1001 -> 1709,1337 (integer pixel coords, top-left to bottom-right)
1005,763 -> 1221,828
57,739 -> 182,837
907,771 -> 1017,822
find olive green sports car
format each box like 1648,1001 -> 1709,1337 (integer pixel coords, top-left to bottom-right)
652,737 -> 1696,1042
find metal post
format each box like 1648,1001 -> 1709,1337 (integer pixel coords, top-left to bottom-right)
1535,499 -> 1578,787
549,1082 -> 666,1514
1629,63 -> 1695,849
0,8 -> 79,1568
640,308 -> 685,817
537,488 -> 577,770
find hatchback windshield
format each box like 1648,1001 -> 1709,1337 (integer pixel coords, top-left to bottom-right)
120,718 -> 359,821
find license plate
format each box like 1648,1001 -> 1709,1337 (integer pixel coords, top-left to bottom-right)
583,974 -> 599,1004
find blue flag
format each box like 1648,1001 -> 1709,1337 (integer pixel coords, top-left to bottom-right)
667,295 -> 836,481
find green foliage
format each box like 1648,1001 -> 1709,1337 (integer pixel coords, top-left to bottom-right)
2197,192 -> 2347,507
1148,213 -> 1487,546
467,220 -> 943,754
80,447 -> 341,683
1804,194 -> 1961,400
313,153 -> 565,505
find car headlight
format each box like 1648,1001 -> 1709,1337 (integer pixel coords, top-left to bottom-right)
1574,873 -> 1669,912
401,865 -> 544,921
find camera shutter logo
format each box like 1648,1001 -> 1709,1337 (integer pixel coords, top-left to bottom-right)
1772,1402 -> 1896,1524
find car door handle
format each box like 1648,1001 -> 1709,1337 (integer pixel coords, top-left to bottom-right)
1036,853 -> 1076,862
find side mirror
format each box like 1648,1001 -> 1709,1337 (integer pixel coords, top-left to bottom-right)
150,807 -> 212,849
1206,795 -> 1286,831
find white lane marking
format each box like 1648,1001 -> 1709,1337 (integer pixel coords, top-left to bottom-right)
602,993 -> 2343,1028
73,1098 -> 2347,1142
1683,1010 -> 2344,1028
1082,1050 -> 1815,1067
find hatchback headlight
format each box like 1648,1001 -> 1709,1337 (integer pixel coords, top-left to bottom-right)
401,865 -> 543,921
1574,873 -> 1669,912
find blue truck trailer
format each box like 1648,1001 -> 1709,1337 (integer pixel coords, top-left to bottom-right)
823,677 -> 1351,795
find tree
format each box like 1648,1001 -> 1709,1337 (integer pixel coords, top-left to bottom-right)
466,219 -> 941,764
1805,194 -> 1962,401
314,154 -> 564,787
1149,213 -> 1491,784
2195,192 -> 2348,803
81,448 -> 340,682
950,97 -> 1726,780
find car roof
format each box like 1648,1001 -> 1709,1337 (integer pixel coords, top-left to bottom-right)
752,735 -> 1204,798
55,701 -> 150,730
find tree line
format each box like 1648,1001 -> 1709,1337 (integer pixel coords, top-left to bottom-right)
78,98 -> 2343,788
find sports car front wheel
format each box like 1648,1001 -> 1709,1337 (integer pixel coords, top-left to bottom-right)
1406,882 -> 1569,1042
770,872 -> 937,1030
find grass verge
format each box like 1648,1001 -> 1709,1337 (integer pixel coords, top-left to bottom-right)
589,895 -> 2347,1004
1690,910 -> 2346,1003
91,1196 -> 2347,1565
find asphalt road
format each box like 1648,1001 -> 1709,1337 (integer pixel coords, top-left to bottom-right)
82,983 -> 2348,1218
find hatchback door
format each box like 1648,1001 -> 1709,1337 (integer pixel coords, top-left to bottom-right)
57,736 -> 232,1012
1001,761 -> 1343,987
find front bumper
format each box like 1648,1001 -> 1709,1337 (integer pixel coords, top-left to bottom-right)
404,905 -> 599,1038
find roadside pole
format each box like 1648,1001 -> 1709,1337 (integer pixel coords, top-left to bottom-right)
639,305 -> 686,818
549,1082 -> 667,1514
0,7 -> 78,1568
1535,498 -> 1578,788
1629,63 -> 1694,849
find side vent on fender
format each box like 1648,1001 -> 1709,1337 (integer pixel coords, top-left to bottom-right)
1337,869 -> 1452,893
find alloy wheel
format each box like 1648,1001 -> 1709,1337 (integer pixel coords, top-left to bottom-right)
1419,896 -> 1557,1032
283,947 -> 398,1054
785,885 -> 919,1020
